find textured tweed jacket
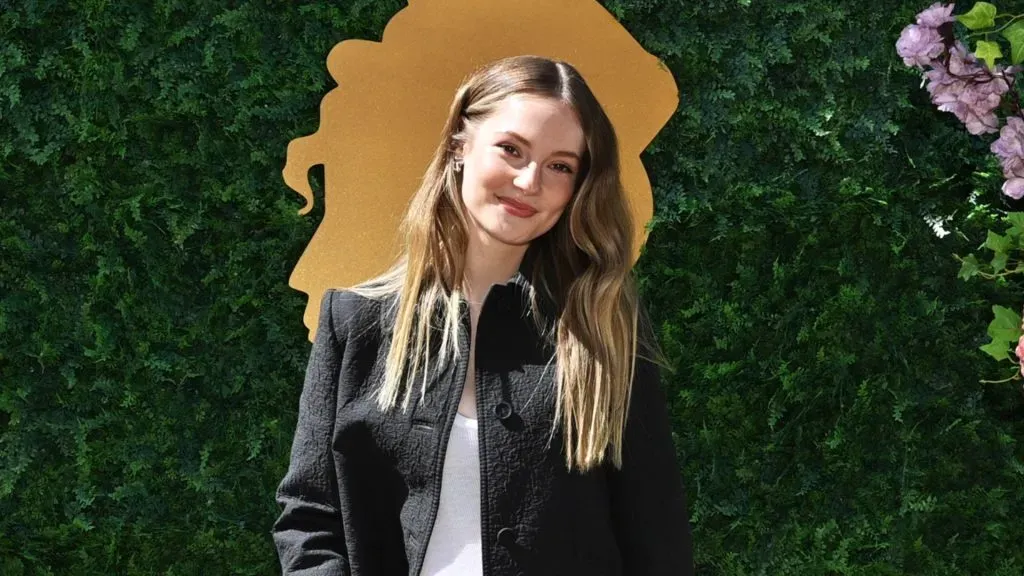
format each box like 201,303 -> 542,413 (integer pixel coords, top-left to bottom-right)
272,273 -> 694,576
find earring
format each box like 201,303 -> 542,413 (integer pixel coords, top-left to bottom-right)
453,158 -> 463,172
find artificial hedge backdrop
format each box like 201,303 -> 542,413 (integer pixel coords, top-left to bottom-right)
2,0 -> 1024,574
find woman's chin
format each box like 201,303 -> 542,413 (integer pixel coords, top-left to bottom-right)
467,208 -> 549,248
479,223 -> 534,248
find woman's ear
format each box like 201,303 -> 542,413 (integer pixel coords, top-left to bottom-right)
453,137 -> 473,173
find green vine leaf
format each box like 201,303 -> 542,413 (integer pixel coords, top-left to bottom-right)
958,253 -> 981,280
978,303 -> 1019,356
958,2 -> 998,30
975,39 -> 1004,70
981,339 -> 1011,361
985,230 -> 1012,254
981,304 -> 1023,361
1001,21 -> 1024,64
992,251 -> 1009,273
1005,212 -> 1024,236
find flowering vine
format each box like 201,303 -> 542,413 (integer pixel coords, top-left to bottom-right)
897,2 -> 1024,384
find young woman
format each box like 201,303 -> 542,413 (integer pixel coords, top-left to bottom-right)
273,55 -> 694,576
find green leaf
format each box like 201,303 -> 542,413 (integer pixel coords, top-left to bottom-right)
981,339 -> 1010,361
985,230 -> 1012,254
975,39 -> 1003,70
987,304 -> 1022,343
1006,227 -> 1024,240
992,251 -> 1009,272
1006,212 -> 1024,228
981,305 -> 1022,361
1002,22 -> 1024,64
957,2 -> 998,30
1005,212 -> 1024,237
958,253 -> 981,280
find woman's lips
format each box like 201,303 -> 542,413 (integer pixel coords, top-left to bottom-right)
498,197 -> 538,217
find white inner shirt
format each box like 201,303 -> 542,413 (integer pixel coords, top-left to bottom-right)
419,412 -> 483,576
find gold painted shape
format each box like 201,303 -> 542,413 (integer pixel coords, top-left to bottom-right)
283,0 -> 679,340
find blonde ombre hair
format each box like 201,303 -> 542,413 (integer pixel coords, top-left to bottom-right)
352,55 -> 650,472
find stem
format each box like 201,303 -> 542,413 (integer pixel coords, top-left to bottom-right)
934,45 -> 1004,83
992,14 -> 1024,35
980,371 -> 1020,384
967,14 -> 1024,38
995,267 -> 1024,278
975,268 -> 1024,280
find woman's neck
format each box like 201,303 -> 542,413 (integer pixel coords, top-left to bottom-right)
463,233 -> 526,306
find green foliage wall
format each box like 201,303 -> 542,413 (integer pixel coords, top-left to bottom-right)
1,0 -> 1022,574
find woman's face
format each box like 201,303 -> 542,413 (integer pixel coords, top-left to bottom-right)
457,94 -> 586,248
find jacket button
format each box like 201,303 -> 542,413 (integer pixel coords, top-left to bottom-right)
494,401 -> 513,420
496,526 -> 516,547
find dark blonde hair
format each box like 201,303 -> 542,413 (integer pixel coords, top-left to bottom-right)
354,55 -> 643,471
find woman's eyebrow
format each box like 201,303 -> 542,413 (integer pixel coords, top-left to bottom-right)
498,130 -> 581,161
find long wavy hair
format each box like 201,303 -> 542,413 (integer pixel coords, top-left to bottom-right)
352,55 -> 648,472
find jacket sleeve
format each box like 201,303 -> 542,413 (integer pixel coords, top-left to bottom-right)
607,316 -> 695,575
272,289 -> 350,575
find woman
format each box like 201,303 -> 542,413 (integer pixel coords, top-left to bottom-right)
273,55 -> 694,576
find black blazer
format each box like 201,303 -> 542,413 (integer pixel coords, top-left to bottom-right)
272,273 -> 694,575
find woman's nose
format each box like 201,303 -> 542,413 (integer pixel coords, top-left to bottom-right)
513,161 -> 542,195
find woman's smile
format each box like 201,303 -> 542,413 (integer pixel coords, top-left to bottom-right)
497,196 -> 538,218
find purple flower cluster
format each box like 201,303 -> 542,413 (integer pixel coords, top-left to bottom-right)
991,117 -> 1024,198
898,2 -> 1024,199
898,3 -> 1014,136
896,3 -> 955,68
925,43 -> 1011,135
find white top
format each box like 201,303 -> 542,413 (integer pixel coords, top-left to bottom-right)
419,413 -> 483,576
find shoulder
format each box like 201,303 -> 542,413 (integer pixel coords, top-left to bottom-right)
318,287 -> 398,346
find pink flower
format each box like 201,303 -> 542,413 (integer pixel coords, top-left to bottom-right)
917,2 -> 956,28
947,42 -> 980,75
1015,333 -> 1024,376
1001,156 -> 1024,179
991,116 -> 1024,171
897,24 -> 945,68
1003,178 -> 1024,200
925,44 -> 1009,135
991,116 -> 1024,158
989,115 -> 1024,199
896,3 -> 955,69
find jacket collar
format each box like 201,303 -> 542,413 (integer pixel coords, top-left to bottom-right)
374,258 -> 559,338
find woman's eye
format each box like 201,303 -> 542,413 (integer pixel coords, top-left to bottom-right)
552,163 -> 574,175
498,143 -> 520,156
